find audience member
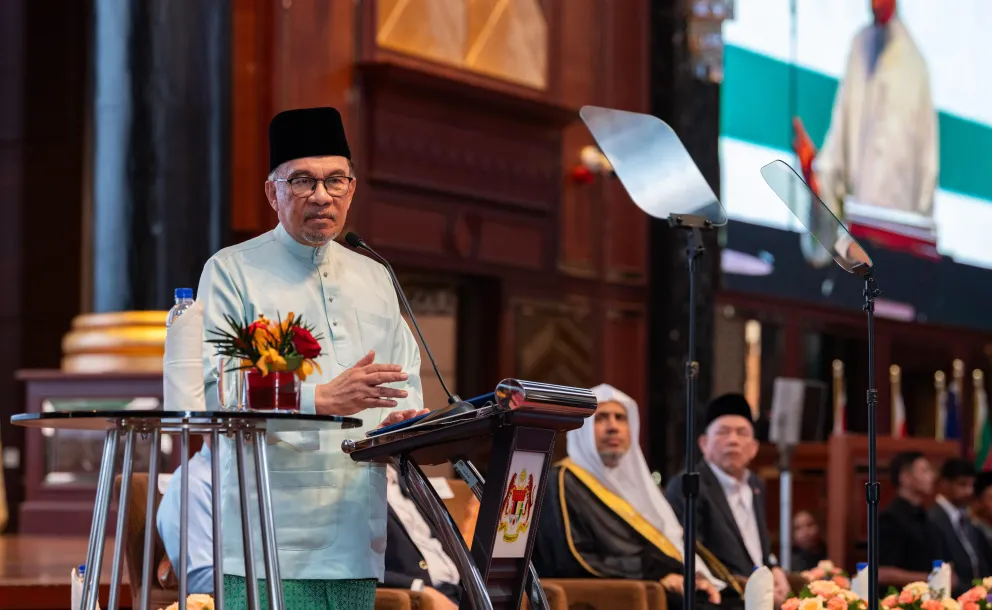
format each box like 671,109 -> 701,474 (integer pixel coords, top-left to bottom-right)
930,458 -> 990,596
383,465 -> 461,610
791,510 -> 827,572
534,384 -> 737,609
971,471 -> 992,549
878,451 -> 943,589
157,438 -> 215,594
665,394 -> 791,606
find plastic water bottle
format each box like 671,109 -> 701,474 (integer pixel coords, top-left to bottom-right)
928,560 -> 948,598
166,288 -> 195,328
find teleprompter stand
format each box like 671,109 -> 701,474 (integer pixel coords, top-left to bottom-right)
578,104 -> 731,610
760,159 -> 882,610
342,379 -> 597,610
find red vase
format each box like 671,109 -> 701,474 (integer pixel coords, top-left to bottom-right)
243,370 -> 300,411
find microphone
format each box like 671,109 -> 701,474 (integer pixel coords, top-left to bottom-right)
344,232 -> 473,417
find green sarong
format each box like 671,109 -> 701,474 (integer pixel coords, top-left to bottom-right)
223,575 -> 377,610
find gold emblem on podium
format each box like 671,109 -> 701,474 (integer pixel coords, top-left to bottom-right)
496,469 -> 535,543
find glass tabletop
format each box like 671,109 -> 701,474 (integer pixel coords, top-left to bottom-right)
11,410 -> 363,432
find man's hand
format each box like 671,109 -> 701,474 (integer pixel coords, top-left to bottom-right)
420,587 -> 458,610
772,567 -> 791,608
314,350 -> 409,416
378,408 -> 429,429
696,575 -> 722,605
660,574 -> 684,593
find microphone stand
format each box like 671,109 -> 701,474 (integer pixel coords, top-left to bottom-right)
860,268 -> 882,610
669,215 -> 711,610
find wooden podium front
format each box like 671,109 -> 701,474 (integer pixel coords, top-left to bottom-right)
344,379 -> 596,610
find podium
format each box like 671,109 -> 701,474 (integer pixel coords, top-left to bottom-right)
343,379 -> 597,610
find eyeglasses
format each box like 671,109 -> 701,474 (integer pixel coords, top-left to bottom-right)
274,175 -> 354,197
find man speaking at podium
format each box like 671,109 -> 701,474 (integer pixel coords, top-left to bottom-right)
198,107 -> 426,608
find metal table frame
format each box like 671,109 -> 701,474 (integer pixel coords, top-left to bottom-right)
11,410 -> 360,610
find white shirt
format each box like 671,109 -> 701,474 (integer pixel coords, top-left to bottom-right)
156,446 -> 214,594
198,223 -> 424,581
709,463 -> 764,569
936,494 -> 979,573
385,466 -> 459,587
814,17 -> 938,218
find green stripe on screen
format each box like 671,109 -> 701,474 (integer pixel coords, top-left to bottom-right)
721,45 -> 992,202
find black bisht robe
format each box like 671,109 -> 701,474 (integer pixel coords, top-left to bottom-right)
532,459 -> 743,610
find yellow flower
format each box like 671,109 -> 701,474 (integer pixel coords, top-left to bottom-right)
799,596 -> 827,610
943,598 -> 962,610
256,347 -> 287,376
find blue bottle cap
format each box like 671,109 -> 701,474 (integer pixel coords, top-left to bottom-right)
78,564 -> 86,574
932,560 -> 944,568
857,562 -> 867,570
753,566 -> 760,572
175,288 -> 193,300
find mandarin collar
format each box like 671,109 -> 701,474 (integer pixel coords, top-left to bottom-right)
274,223 -> 332,264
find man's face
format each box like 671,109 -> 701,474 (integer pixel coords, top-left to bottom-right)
264,155 -> 356,247
977,487 -> 992,518
902,457 -> 935,496
699,415 -> 758,477
872,0 -> 896,25
942,476 -> 975,508
594,401 -> 630,468
792,511 -> 819,550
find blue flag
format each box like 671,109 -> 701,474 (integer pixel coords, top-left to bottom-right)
945,386 -> 961,440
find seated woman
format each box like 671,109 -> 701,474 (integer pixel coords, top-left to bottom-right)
532,384 -> 743,610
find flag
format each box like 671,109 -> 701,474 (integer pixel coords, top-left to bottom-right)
833,380 -> 847,435
892,386 -> 907,438
944,384 -> 961,441
975,384 -> 992,470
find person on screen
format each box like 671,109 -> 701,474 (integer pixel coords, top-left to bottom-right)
793,0 -> 938,220
533,384 -> 734,609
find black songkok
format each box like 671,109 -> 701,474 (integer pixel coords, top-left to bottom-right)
268,107 -> 351,172
705,393 -> 755,429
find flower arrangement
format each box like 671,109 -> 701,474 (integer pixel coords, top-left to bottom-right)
782,579 -> 866,610
954,578 -> 992,610
803,560 -> 852,590
881,581 -> 960,610
162,594 -> 213,610
208,312 -> 323,380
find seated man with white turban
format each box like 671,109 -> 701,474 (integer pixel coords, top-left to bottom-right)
532,384 -> 742,609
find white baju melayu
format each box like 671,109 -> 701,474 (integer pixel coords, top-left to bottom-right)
566,384 -> 725,590
197,223 -> 424,582
814,16 -> 938,218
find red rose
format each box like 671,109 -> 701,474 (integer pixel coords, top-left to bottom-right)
291,327 -> 322,359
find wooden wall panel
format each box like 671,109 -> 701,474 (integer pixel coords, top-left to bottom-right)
605,178 -> 649,283
557,0 -> 601,108
601,303 -> 648,424
230,0 -> 270,234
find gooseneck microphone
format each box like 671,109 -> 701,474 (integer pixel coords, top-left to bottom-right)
344,232 -> 467,412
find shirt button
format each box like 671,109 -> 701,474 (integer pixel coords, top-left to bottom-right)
323,272 -> 328,277
332,321 -> 338,326
328,297 -> 334,303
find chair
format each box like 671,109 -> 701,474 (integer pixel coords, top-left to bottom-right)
375,588 -> 413,610
113,473 -> 178,610
543,579 -> 666,610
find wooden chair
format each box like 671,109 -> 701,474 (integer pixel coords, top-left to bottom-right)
113,473 -> 178,610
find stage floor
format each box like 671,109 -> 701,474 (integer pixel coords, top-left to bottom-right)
0,535 -> 130,609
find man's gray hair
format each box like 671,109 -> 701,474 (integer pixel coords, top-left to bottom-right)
267,158 -> 355,181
